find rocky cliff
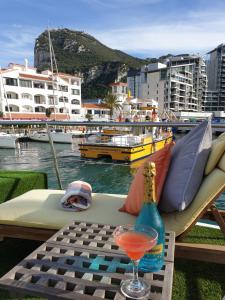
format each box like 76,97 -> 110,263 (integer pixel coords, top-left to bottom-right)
34,28 -> 146,98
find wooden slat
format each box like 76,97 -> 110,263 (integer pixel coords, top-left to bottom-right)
0,224 -> 56,241
175,242 -> 225,264
0,221 -> 175,300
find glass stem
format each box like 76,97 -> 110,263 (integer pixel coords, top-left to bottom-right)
132,259 -> 140,284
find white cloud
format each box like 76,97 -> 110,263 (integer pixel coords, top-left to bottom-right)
91,9 -> 225,55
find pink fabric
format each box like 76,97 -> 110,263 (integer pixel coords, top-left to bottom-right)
119,142 -> 174,216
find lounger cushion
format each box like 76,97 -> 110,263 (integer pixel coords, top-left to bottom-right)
119,142 -> 173,216
162,168 -> 225,236
218,153 -> 225,172
0,189 -> 135,230
205,134 -> 225,175
159,120 -> 212,212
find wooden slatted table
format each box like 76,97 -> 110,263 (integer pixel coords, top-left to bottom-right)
0,221 -> 175,300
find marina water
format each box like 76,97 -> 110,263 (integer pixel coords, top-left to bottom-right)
0,136 -> 224,210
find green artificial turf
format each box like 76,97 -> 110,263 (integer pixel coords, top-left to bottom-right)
0,171 -> 48,204
0,226 -> 224,300
182,224 -> 225,245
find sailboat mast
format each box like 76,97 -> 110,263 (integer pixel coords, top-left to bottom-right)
48,29 -> 56,120
50,34 -> 70,121
0,66 -> 15,133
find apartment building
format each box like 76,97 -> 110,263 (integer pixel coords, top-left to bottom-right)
127,55 -> 207,114
205,44 -> 225,111
165,55 -> 207,112
0,63 -> 82,120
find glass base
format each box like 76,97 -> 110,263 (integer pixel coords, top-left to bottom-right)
120,278 -> 150,299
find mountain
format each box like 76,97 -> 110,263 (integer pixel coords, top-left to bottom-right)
34,28 -> 146,98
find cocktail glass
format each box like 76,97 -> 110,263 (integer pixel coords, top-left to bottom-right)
113,224 -> 158,299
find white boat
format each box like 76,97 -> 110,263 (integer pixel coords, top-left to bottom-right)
29,129 -> 73,144
0,132 -> 19,149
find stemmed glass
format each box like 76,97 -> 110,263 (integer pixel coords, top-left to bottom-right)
113,224 -> 158,299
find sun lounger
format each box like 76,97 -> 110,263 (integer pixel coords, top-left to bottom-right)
0,135 -> 224,263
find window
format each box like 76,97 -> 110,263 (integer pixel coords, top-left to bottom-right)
160,69 -> 167,80
35,106 -> 45,112
59,97 -> 68,103
20,79 -> 32,88
34,95 -> 45,104
71,99 -> 80,105
71,89 -> 80,95
48,96 -> 55,105
5,77 -> 18,86
59,108 -> 65,113
71,109 -> 80,114
33,81 -> 44,89
22,93 -> 32,100
6,92 -> 18,99
94,110 -> 100,114
87,110 -> 92,114
59,85 -> 68,92
47,84 -> 53,90
34,96 -> 41,104
71,79 -> 79,85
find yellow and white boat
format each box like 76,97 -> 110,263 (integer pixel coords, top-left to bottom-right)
79,132 -> 173,162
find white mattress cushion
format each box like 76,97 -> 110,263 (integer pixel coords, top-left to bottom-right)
0,189 -> 136,229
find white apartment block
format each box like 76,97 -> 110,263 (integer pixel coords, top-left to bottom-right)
127,56 -> 207,114
166,55 -> 207,112
0,63 -> 82,120
205,44 -> 225,111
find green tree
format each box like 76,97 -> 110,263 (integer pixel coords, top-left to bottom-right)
85,113 -> 93,122
0,111 -> 4,118
102,93 -> 122,120
45,108 -> 52,118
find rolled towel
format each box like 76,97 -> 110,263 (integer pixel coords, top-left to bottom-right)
60,181 -> 92,211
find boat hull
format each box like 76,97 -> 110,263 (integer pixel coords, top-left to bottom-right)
79,136 -> 173,162
30,132 -> 73,144
0,133 -> 18,149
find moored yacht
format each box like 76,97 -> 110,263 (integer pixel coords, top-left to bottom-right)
0,132 -> 19,149
29,129 -> 73,144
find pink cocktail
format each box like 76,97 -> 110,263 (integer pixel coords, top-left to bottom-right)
113,224 -> 158,299
115,231 -> 157,260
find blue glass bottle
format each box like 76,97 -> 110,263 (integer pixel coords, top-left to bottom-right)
136,162 -> 165,272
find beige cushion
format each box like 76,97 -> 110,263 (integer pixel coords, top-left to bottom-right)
0,190 -> 135,229
205,135 -> 225,175
218,153 -> 225,172
218,132 -> 225,140
162,168 -> 225,236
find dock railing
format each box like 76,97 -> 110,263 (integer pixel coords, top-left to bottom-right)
0,120 -> 225,130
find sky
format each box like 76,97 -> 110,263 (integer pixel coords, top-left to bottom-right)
1,0 -> 225,67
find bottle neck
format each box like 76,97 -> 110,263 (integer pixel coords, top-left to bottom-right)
143,162 -> 157,204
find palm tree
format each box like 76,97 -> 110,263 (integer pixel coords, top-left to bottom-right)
102,93 -> 122,120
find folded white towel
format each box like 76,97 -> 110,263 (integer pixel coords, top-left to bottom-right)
60,181 -> 92,212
